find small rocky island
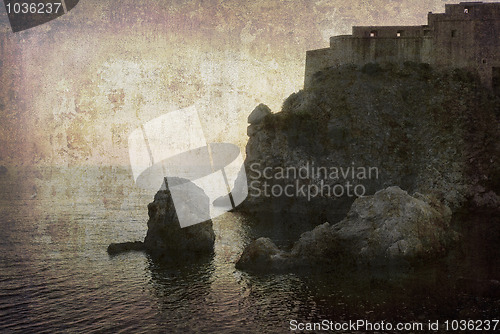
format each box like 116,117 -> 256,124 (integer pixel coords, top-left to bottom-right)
108,179 -> 215,262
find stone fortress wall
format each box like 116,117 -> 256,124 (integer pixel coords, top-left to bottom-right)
305,2 -> 500,93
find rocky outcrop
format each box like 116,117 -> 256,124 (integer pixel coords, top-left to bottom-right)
248,103 -> 271,124
241,63 -> 500,220
236,187 -> 460,271
247,103 -> 272,138
143,179 -> 215,261
108,178 -> 215,261
235,237 -> 289,271
107,241 -> 145,255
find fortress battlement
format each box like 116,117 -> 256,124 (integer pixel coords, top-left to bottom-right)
305,2 -> 500,92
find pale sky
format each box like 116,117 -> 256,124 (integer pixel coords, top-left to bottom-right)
0,0 -> 477,166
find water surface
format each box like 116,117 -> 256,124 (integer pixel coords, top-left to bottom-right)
0,167 -> 498,333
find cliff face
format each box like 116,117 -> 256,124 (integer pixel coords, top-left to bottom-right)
243,63 -> 499,221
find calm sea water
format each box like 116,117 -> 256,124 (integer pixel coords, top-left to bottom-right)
0,167 -> 498,333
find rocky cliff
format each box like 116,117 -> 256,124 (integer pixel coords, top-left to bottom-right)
242,63 -> 499,219
237,62 -> 499,270
236,186 -> 460,270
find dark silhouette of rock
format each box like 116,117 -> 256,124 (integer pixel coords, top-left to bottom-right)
143,179 -> 215,261
107,241 -> 145,255
241,63 -> 500,220
247,103 -> 271,124
236,187 -> 460,271
301,187 -> 457,264
235,238 -> 289,271
247,104 -> 272,141
108,178 -> 215,261
0,166 -> 7,175
235,62 -> 500,278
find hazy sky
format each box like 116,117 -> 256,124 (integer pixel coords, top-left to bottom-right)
0,0 -> 469,166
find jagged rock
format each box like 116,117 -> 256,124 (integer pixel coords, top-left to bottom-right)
247,124 -> 259,137
235,237 -> 289,271
289,222 -> 341,262
143,179 -> 215,261
241,64 -> 500,218
107,241 -> 145,255
472,190 -> 500,209
236,187 -> 460,271
108,178 -> 215,261
328,187 -> 458,265
247,103 -> 271,124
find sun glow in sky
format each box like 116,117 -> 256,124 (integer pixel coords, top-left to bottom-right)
0,0 -> 454,166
